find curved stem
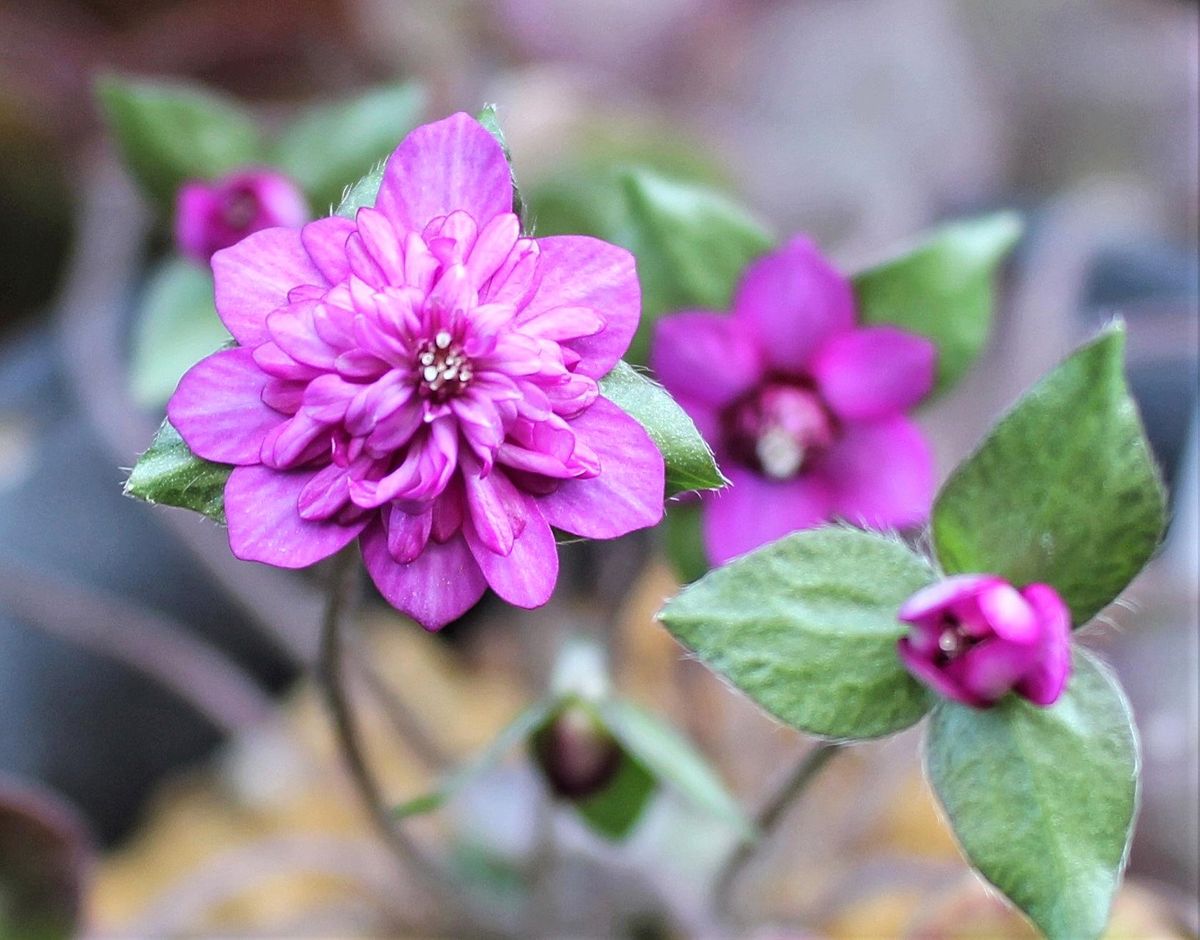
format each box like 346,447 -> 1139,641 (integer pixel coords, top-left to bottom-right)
319,547 -> 506,936
713,741 -> 845,924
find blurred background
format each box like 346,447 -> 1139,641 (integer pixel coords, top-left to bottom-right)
0,0 -> 1196,936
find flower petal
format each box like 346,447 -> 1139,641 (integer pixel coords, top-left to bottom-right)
651,311 -> 764,407
820,416 -> 934,530
212,228 -> 326,346
361,523 -> 487,631
300,215 -> 355,284
898,637 -> 988,708
810,326 -> 936,421
224,464 -> 366,569
168,347 -> 281,465
898,574 -> 1005,624
732,236 -> 855,373
1014,583 -> 1073,706
536,398 -> 665,539
465,495 -> 558,609
375,112 -> 513,234
700,467 -> 831,566
521,236 -> 639,379
950,637 -> 1043,707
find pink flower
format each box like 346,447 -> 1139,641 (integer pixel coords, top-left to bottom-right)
897,575 -> 1072,708
175,169 -> 309,263
651,237 -> 936,564
168,113 -> 665,629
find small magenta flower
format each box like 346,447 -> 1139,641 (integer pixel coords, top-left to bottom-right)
168,113 -> 664,629
897,575 -> 1072,708
651,237 -> 936,564
175,169 -> 309,263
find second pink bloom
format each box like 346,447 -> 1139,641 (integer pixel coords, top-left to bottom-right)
652,237 -> 937,564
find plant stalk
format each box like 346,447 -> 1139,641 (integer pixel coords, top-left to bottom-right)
713,741 -> 845,925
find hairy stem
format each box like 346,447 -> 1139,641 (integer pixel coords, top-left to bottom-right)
713,741 -> 845,924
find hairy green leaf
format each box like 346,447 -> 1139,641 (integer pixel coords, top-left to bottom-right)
926,649 -> 1138,940
658,527 -> 937,739
932,324 -> 1166,626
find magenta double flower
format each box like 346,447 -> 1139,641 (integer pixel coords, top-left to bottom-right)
168,113 -> 665,629
176,169 -> 309,263
897,575 -> 1072,708
652,237 -> 936,565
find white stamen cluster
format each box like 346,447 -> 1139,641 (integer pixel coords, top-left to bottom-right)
756,426 -> 805,481
417,330 -> 473,400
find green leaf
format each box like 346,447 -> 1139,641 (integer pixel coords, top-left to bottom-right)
124,420 -> 231,523
95,74 -> 264,207
334,161 -> 386,218
932,324 -> 1166,626
598,699 -> 752,840
662,503 -> 709,583
852,211 -> 1022,392
658,527 -> 937,740
393,700 -> 558,819
599,360 -> 726,496
275,82 -> 426,213
129,260 -> 231,408
476,104 -> 528,227
618,169 -> 773,361
925,648 -> 1138,940
572,750 -> 657,841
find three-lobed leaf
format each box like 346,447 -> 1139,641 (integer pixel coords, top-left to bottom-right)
96,74 -> 264,207
129,259 -> 231,408
124,420 -> 231,524
658,527 -> 937,739
853,211 -> 1022,392
932,324 -> 1166,626
926,648 -> 1139,940
599,361 -> 726,496
275,82 -> 426,214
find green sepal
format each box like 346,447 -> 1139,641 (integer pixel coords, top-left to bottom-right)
599,360 -> 726,496
124,419 -> 232,524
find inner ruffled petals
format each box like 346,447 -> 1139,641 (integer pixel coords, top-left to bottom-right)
232,195 -> 624,575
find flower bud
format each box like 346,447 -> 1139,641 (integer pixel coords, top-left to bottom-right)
175,169 -> 308,263
531,704 -> 624,800
897,575 -> 1071,708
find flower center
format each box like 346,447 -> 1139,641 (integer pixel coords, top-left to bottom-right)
222,187 -> 259,231
722,380 -> 837,480
416,330 -> 473,402
934,614 -> 979,664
